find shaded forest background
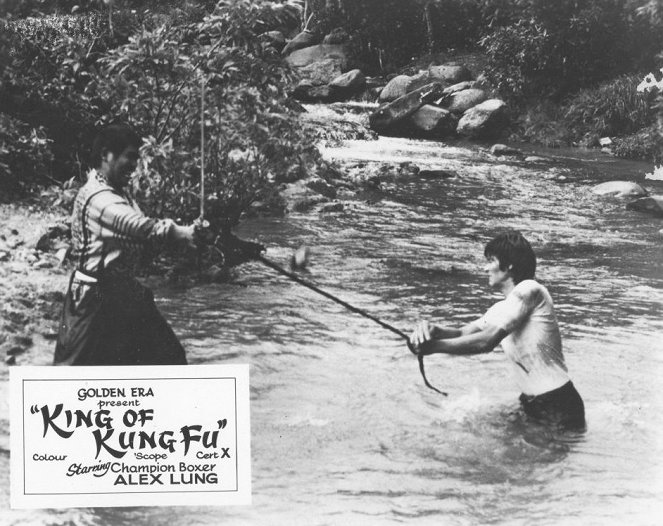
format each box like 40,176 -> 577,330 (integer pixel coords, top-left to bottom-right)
1,0 -> 662,225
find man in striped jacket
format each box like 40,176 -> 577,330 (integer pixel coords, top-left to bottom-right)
54,124 -> 198,365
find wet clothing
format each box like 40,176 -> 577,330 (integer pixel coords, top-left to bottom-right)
476,279 -> 584,429
54,170 -> 186,366
478,279 -> 570,396
519,381 -> 585,430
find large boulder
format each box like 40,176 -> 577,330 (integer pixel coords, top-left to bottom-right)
282,30 -> 320,56
429,64 -> 473,84
445,88 -> 489,114
406,105 -> 457,138
286,44 -> 349,69
441,81 -> 476,96
297,58 -> 343,85
378,75 -> 411,102
456,99 -> 509,140
406,71 -> 434,93
329,69 -> 366,99
369,82 -> 445,134
592,181 -> 648,199
626,195 -> 663,217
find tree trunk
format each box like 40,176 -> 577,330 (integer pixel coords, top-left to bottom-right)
424,2 -> 435,54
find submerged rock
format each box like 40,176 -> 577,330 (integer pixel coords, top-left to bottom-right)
592,181 -> 648,199
417,169 -> 457,179
626,195 -> 663,217
490,144 -> 523,157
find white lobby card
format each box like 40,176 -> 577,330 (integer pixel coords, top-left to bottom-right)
9,364 -> 251,509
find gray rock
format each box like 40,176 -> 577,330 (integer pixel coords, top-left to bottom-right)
297,58 -> 343,85
329,69 -> 366,98
524,156 -> 551,163
378,75 -> 411,102
406,71 -> 434,93
369,83 -> 445,134
457,99 -> 509,140
407,105 -> 456,138
282,30 -> 320,56
286,44 -> 349,69
490,144 -> 523,157
436,81 -> 477,103
626,195 -> 663,217
592,181 -> 648,199
446,88 -> 488,114
428,64 -> 473,84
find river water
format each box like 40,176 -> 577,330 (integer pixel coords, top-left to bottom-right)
2,136 -> 662,525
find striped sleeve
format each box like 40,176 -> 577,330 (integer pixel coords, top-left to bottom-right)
88,192 -> 174,245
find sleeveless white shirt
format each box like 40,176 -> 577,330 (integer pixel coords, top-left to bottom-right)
478,279 -> 570,396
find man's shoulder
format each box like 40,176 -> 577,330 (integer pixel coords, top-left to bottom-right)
76,174 -> 122,207
512,279 -> 552,308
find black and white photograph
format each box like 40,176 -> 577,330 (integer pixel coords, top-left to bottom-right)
1,0 -> 662,524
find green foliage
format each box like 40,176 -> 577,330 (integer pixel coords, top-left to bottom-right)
563,75 -> 655,138
509,101 -> 572,148
480,20 -> 550,100
93,0 -> 321,224
481,0 -> 663,101
0,12 -> 138,180
0,114 -> 54,199
308,0 -> 428,73
612,124 -> 663,162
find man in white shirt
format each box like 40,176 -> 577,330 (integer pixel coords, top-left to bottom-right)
410,230 -> 585,430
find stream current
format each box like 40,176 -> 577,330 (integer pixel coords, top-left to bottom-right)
2,134 -> 662,525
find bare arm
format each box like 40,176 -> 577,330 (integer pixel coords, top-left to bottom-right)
410,319 -> 506,356
421,323 -> 507,356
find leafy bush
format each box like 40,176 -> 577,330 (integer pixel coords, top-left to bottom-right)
481,0 -> 663,101
0,114 -> 54,199
508,101 -> 572,148
563,75 -> 655,138
93,0 -> 322,225
480,19 -> 550,101
1,13 -> 138,178
612,125 -> 663,162
308,0 -> 428,73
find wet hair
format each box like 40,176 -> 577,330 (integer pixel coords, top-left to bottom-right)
484,230 -> 536,284
91,124 -> 141,168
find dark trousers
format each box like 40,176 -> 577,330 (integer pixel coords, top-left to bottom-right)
55,274 -> 187,366
519,381 -> 586,430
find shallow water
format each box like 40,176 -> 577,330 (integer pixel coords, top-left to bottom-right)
2,136 -> 662,525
